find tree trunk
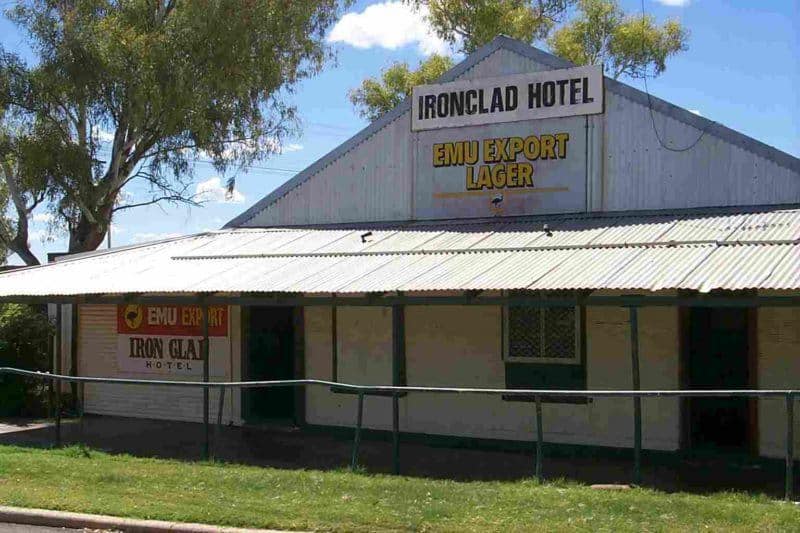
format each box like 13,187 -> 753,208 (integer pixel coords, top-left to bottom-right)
10,238 -> 41,266
68,203 -> 114,254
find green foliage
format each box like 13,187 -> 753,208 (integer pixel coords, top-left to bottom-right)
547,0 -> 688,79
416,0 -> 572,54
350,0 -> 688,120
0,0 -> 347,263
349,54 -> 454,121
0,303 -> 52,416
0,445 -> 798,531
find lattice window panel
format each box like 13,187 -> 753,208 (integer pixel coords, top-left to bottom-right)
508,306 -> 542,359
507,299 -> 577,362
543,307 -> 576,360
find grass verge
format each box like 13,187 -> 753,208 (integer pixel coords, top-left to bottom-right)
0,445 -> 797,532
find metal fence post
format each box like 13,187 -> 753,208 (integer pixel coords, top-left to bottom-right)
54,304 -> 62,448
351,391 -> 364,471
392,392 -> 400,475
629,306 -> 642,486
201,302 -> 210,461
535,394 -> 543,482
213,385 -> 226,461
786,393 -> 795,501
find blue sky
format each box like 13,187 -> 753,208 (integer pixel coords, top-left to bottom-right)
2,0 -> 798,264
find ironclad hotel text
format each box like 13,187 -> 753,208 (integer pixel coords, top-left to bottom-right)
417,76 -> 595,121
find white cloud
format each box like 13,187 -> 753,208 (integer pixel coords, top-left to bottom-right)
32,213 -> 54,224
131,232 -> 182,243
115,190 -> 135,207
689,109 -> 702,116
27,229 -> 49,243
655,0 -> 690,6
281,143 -> 304,153
91,126 -> 115,144
194,177 -> 246,204
327,2 -> 451,56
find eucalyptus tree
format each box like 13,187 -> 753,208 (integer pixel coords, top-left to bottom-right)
0,0 -> 346,265
351,0 -> 687,120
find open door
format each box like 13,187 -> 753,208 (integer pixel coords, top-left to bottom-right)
242,306 -> 295,423
687,307 -> 752,452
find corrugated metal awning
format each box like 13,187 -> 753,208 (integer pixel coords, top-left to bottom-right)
1,208 -> 798,298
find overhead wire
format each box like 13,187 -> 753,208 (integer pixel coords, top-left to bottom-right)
639,0 -> 710,153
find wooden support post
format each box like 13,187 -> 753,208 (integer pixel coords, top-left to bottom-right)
331,303 -> 338,382
535,394 -> 543,482
786,394 -> 795,501
54,304 -> 62,448
392,392 -> 400,475
351,392 -> 364,471
629,306 -> 642,486
70,303 -> 79,409
201,302 -> 210,461
391,304 -> 405,475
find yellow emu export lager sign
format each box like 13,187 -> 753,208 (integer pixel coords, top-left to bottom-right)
414,117 -> 587,219
432,133 -> 570,192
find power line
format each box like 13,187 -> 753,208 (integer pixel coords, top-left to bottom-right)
93,147 -> 302,174
639,0 -> 709,153
192,159 -> 301,174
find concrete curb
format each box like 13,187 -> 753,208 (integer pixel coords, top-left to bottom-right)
0,506 -> 293,532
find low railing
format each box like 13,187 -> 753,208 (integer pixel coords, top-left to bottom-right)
0,367 -> 796,500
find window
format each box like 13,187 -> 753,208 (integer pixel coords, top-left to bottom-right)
504,303 -> 580,364
502,293 -> 586,401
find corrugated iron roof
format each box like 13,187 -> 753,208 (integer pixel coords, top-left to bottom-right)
1,208 -> 798,297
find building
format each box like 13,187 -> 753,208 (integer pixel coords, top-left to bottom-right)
1,36 -> 798,460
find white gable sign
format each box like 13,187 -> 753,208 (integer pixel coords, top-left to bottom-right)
412,65 -> 603,131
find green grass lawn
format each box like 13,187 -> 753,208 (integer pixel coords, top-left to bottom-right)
0,445 -> 797,532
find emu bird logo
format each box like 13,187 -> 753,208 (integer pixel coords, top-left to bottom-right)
489,193 -> 504,215
123,304 -> 143,330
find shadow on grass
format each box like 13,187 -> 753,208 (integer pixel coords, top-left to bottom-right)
0,415 -> 795,500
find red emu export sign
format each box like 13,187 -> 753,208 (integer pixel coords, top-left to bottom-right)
116,304 -> 228,376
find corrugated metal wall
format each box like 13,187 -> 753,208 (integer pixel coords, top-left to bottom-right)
602,91 -> 799,211
266,115 -> 414,225
241,46 -> 799,227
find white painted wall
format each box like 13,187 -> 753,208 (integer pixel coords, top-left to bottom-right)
756,294 -> 800,458
78,304 -> 241,424
304,301 -> 681,450
305,306 -> 394,430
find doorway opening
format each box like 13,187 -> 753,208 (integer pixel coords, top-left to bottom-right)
686,306 -> 752,452
242,306 -> 295,423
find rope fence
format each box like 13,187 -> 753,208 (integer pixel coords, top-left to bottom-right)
0,367 -> 796,500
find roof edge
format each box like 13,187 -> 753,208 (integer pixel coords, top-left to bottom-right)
0,233 -> 207,277
224,37 -> 523,229
238,202 -> 800,231
225,35 -> 800,229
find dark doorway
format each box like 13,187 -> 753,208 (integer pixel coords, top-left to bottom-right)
687,307 -> 750,452
243,306 -> 295,422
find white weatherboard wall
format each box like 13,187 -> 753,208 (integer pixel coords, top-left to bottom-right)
756,294 -> 800,458
78,304 -> 241,424
304,301 -> 680,450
